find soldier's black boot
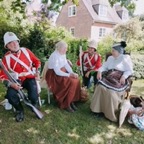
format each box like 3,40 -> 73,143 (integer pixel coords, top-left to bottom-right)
15,110 -> 24,122
13,102 -> 24,122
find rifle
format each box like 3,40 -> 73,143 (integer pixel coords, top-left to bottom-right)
79,46 -> 84,76
0,59 -> 44,119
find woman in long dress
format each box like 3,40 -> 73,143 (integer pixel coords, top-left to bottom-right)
90,41 -> 133,122
45,41 -> 81,112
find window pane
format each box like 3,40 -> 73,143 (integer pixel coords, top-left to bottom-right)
99,28 -> 102,37
70,28 -> 75,36
99,5 -> 107,17
99,28 -> 106,37
72,6 -> 76,15
122,11 -> 128,20
103,28 -> 106,36
68,5 -> 76,17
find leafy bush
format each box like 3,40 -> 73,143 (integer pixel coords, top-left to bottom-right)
131,52 -> 144,79
67,39 -> 87,72
97,35 -> 114,61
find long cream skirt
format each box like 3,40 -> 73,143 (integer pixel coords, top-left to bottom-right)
90,85 -> 125,122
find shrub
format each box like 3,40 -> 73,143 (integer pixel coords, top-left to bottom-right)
67,39 -> 87,73
97,35 -> 114,61
131,52 -> 144,79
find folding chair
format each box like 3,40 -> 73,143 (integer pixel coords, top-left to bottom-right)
39,59 -> 73,104
39,60 -> 52,104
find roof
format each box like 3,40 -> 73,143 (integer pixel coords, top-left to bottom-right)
114,4 -> 128,12
82,0 -> 123,24
91,0 -> 109,5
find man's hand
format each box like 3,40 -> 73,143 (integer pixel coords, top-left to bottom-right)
85,71 -> 90,78
120,76 -> 126,85
35,72 -> 40,81
10,83 -> 23,90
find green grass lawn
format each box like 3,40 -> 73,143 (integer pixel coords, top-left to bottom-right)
0,80 -> 144,144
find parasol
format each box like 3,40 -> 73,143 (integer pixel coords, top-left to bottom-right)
119,97 -> 132,128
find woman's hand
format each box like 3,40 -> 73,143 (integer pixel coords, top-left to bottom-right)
70,73 -> 78,79
120,76 -> 126,85
137,109 -> 144,116
128,110 -> 135,116
129,109 -> 144,116
10,83 -> 23,90
97,71 -> 102,80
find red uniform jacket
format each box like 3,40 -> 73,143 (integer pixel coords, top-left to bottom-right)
77,51 -> 102,72
0,48 -> 41,82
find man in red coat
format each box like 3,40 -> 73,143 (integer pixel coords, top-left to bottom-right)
77,40 -> 102,88
0,32 -> 41,122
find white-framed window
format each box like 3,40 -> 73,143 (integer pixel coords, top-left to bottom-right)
99,28 -> 106,37
99,5 -> 107,17
70,27 -> 75,36
122,11 -> 128,20
68,5 -> 76,17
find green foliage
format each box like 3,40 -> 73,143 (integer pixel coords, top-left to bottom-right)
0,0 -> 136,16
45,26 -> 73,42
4,0 -> 79,16
11,0 -> 26,14
67,39 -> 87,73
0,0 -> 30,57
109,0 -> 136,15
114,17 -> 144,52
26,25 -> 46,51
131,52 -> 144,79
97,35 -> 115,61
0,21 -> 26,58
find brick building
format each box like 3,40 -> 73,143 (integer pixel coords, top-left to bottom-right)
56,0 -> 129,42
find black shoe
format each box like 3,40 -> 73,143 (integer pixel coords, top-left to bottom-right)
92,112 -> 104,118
15,111 -> 24,122
70,102 -> 78,111
65,106 -> 75,113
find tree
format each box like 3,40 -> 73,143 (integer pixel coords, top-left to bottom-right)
109,0 -> 136,13
0,0 -> 136,16
113,17 -> 144,52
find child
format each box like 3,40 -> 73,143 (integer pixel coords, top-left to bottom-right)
128,96 -> 144,131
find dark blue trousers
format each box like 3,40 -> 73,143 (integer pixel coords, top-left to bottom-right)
83,71 -> 98,88
5,78 -> 38,111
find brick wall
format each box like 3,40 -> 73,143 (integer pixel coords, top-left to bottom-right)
56,0 -> 116,41
56,0 -> 93,39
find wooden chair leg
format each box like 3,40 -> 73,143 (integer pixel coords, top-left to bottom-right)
47,89 -> 51,104
38,95 -> 42,107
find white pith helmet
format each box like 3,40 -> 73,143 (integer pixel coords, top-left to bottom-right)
3,32 -> 20,48
88,40 -> 97,50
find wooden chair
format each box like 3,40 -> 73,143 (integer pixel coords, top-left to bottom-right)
105,52 -> 134,98
39,61 -> 52,104
39,59 -> 73,104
